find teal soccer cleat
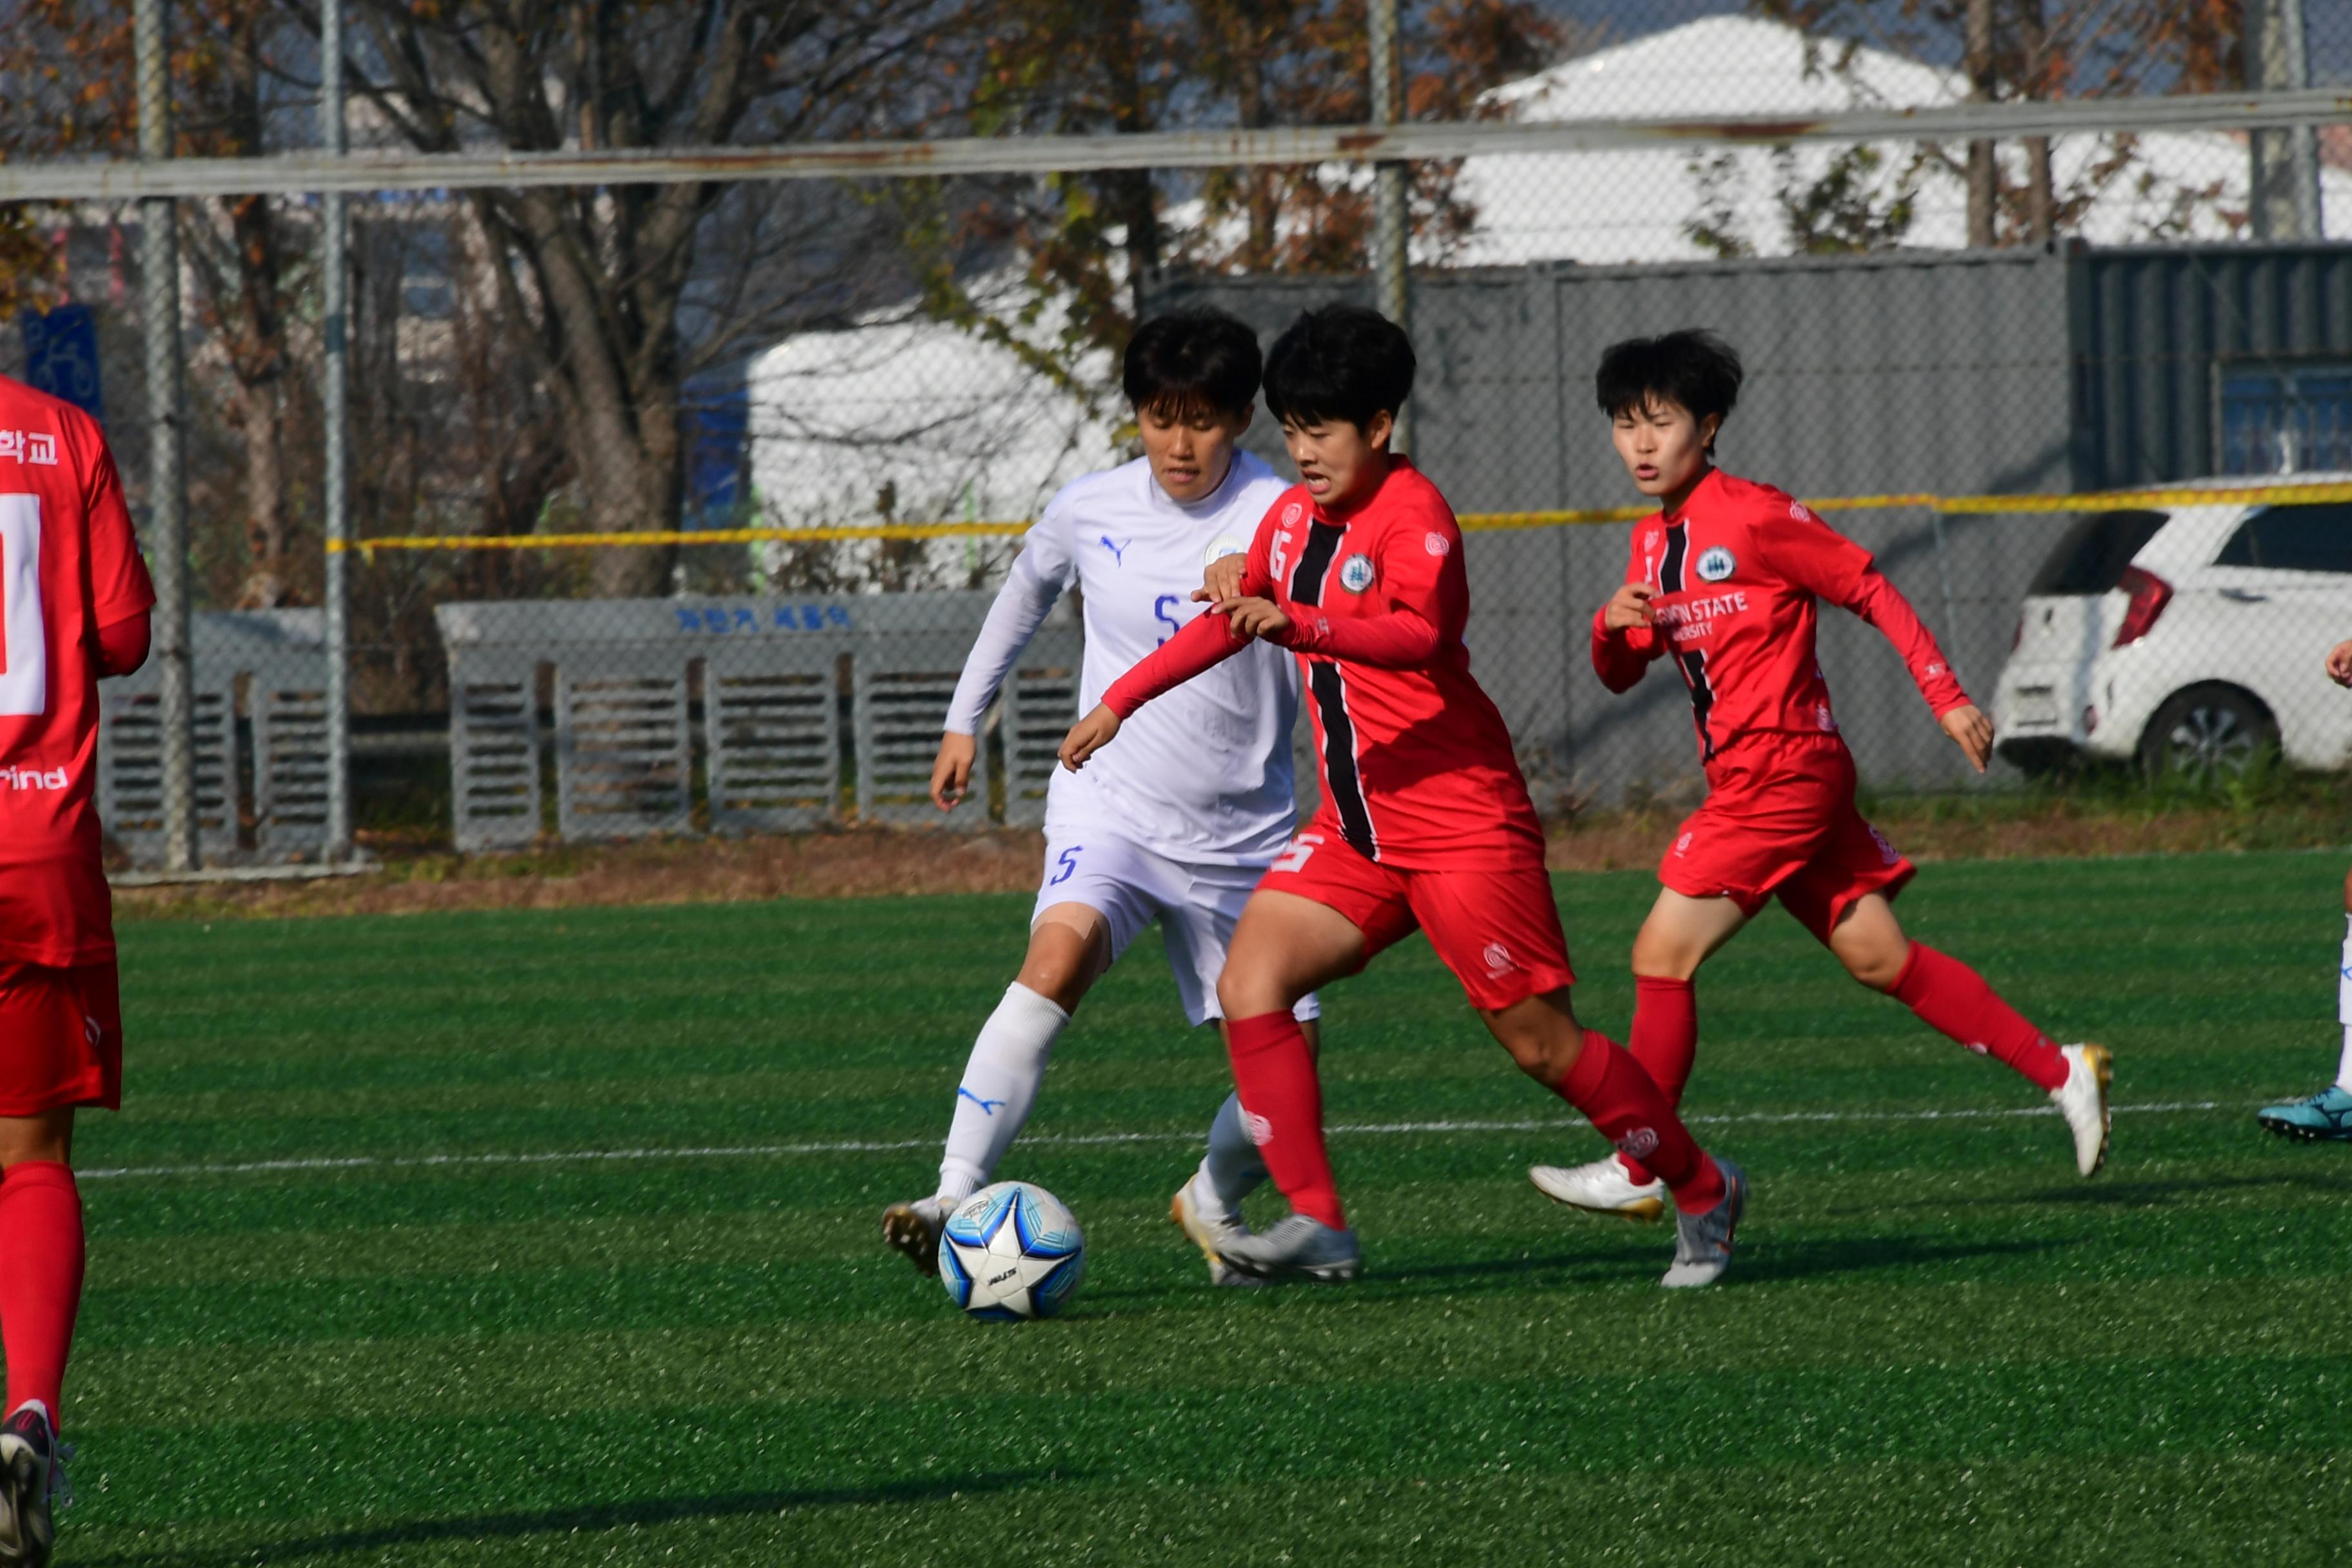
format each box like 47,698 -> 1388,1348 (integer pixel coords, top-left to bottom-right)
2256,1085 -> 2352,1142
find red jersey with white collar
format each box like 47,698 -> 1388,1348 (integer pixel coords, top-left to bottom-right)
1591,468 -> 1967,772
1106,458 -> 1544,870
0,377 -> 155,967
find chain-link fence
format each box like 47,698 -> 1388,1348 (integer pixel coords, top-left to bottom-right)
6,1 -> 2349,870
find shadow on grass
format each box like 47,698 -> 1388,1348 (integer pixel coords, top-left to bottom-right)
2015,1171 -> 2350,1208
1735,1232 -> 2064,1284
80,1470 -> 1050,1567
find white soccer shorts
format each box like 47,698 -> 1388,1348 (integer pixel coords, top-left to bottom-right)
1032,830 -> 1320,1028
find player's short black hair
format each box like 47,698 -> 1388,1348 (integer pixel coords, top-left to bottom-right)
1262,304 -> 1416,434
1595,330 -> 1744,449
1122,308 -> 1263,420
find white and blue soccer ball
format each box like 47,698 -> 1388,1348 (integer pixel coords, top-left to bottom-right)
939,1181 -> 1086,1322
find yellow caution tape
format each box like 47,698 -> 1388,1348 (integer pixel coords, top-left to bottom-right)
326,480 -> 2352,553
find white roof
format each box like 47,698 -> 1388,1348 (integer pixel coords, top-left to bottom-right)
747,273 -> 1124,536
1449,15 -> 2350,265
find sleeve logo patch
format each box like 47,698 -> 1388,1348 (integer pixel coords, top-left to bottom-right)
1204,535 -> 1246,567
1424,531 -> 1451,558
1338,553 -> 1377,593
1695,545 -> 1737,582
1789,502 -> 1812,521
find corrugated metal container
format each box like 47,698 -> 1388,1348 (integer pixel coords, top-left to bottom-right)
2070,242 -> 2352,487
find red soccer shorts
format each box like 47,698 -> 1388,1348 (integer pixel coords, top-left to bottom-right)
1661,733 -> 1915,943
1259,828 -> 1575,1010
0,961 -> 122,1115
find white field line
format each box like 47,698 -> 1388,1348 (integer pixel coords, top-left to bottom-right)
77,1100 -> 2223,1184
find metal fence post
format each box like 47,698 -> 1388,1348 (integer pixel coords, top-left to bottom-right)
320,0 -> 353,862
133,0 -> 195,871
1368,0 -> 1411,454
2250,0 -> 2324,240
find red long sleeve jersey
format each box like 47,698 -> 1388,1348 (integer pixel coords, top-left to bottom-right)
1591,469 -> 1968,770
1105,458 -> 1544,870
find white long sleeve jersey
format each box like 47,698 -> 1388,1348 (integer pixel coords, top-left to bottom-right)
945,451 -> 1300,866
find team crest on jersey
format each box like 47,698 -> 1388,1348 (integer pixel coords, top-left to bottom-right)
1204,535 -> 1246,567
1695,545 -> 1736,583
1338,553 -> 1377,593
1281,502 -> 1304,527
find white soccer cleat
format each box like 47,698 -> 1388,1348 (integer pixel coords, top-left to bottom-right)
881,1197 -> 949,1277
1168,1176 -> 1264,1289
2050,1043 -> 2113,1177
1528,1155 -> 1668,1222
1660,1157 -> 1747,1289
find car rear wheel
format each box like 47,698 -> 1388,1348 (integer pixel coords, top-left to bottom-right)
2136,684 -> 2277,783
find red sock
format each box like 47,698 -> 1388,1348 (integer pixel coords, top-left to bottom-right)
1890,944 -> 2068,1092
1616,976 -> 1698,1185
1224,1012 -> 1346,1230
1554,1030 -> 1725,1215
0,1162 -> 84,1424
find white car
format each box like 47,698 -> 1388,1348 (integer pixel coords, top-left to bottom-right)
1991,476 -> 2352,778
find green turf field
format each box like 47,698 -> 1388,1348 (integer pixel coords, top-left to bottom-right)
63,850 -> 2352,1564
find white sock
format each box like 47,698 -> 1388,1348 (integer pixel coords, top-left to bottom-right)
936,983 -> 1070,1207
2336,917 -> 2352,1092
1196,1090 -> 1268,1222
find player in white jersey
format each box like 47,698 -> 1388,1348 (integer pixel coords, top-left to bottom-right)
882,309 -> 1315,1287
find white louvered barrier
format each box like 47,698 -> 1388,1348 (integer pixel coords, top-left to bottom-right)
98,610 -> 329,867
436,593 -> 1074,849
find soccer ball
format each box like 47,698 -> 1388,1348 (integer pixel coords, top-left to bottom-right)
939,1181 -> 1086,1322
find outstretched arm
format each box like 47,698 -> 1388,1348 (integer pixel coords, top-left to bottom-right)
1061,612 -> 1257,772
1103,610 -> 1255,718
936,516 -> 1072,807
943,540 -> 1068,737
1268,602 -> 1439,668
1759,505 -> 1984,770
1760,508 -> 1969,716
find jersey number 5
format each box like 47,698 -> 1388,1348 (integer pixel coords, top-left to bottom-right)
0,495 -> 45,717
1153,594 -> 1182,647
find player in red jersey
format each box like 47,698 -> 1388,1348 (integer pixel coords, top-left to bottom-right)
1531,330 -> 2111,1226
0,373 -> 153,1565
1061,306 -> 1747,1288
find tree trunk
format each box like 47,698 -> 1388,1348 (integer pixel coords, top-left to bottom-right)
578,392 -> 681,600
1099,0 -> 1160,319
233,378 -> 292,608
1234,6 -> 1276,270
2018,0 -> 2053,244
1965,0 -> 1997,248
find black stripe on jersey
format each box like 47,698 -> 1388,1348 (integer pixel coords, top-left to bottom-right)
1289,522 -> 1342,606
1309,663 -> 1378,858
1288,523 -> 1377,856
1658,526 -> 1718,760
1676,648 -> 1718,762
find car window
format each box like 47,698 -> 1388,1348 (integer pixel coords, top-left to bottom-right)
2215,502 -> 2352,573
2028,510 -> 2169,594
